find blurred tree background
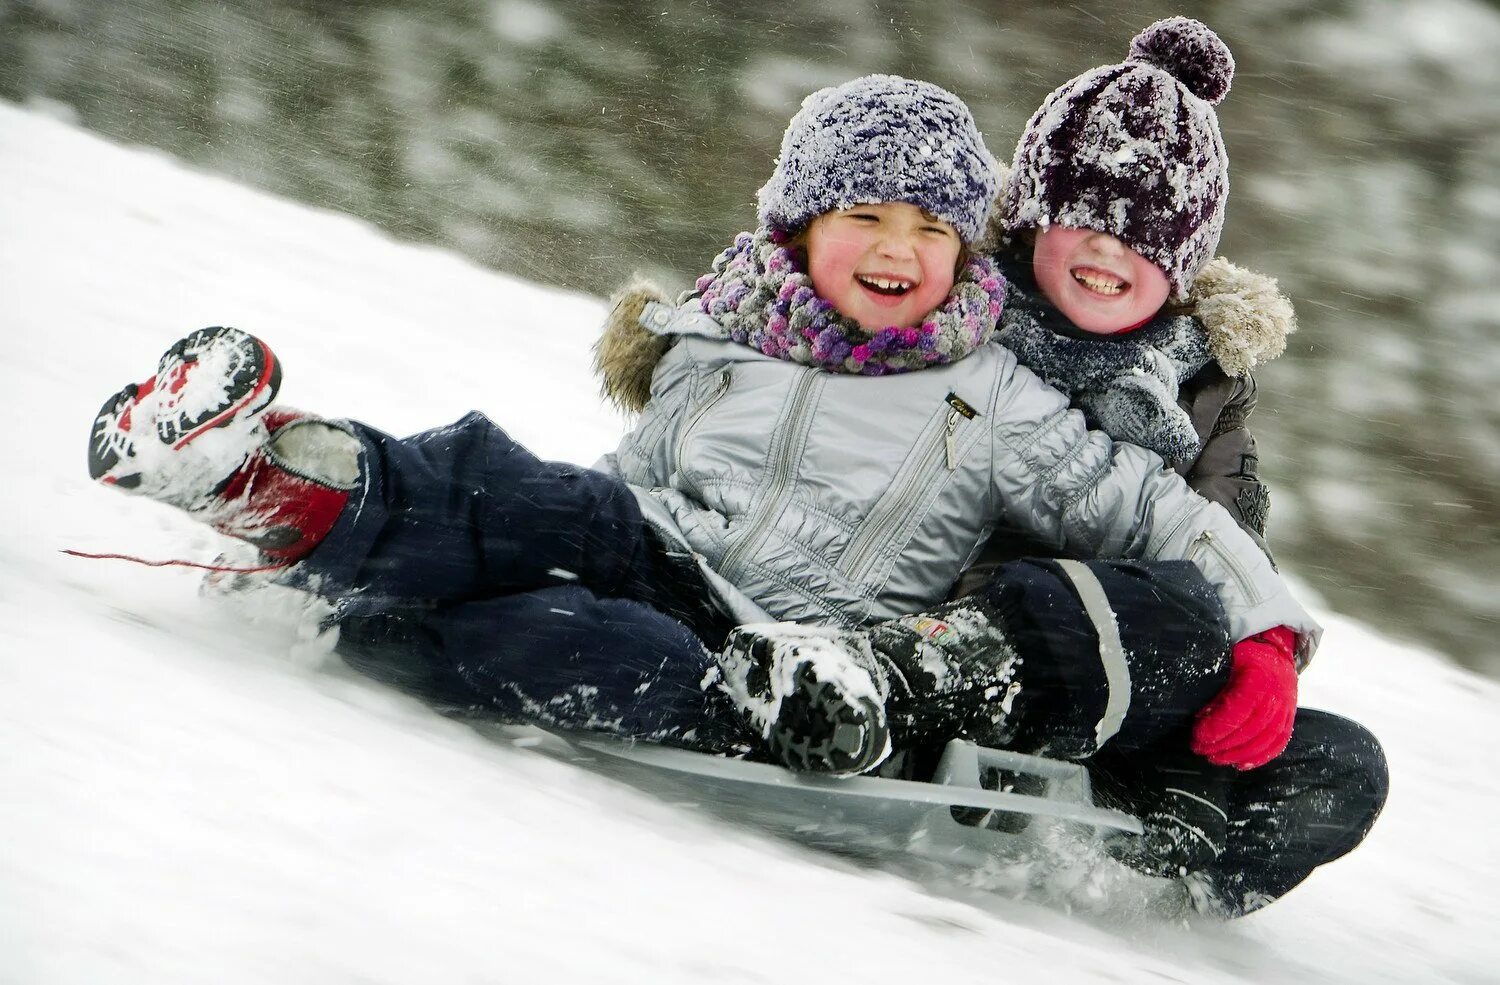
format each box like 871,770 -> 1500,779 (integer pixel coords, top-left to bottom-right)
4,0 -> 1498,674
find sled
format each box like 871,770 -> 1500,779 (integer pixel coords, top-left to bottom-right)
503,728 -> 1143,869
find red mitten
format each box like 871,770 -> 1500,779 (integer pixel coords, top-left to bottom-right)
1191,625 -> 1299,770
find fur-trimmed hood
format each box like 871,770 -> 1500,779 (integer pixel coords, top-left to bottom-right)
595,280 -> 677,415
596,201 -> 1295,414
1167,256 -> 1295,379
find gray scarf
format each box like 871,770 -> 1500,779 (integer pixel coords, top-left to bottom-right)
997,274 -> 1212,464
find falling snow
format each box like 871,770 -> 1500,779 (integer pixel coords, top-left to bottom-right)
1,103 -> 1497,985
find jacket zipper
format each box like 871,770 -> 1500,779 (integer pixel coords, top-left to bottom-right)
717,369 -> 817,581
943,406 -> 963,471
674,368 -> 732,470
839,406 -> 960,583
1187,530 -> 1265,607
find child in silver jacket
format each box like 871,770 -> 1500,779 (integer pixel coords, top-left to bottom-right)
592,71 -> 1317,781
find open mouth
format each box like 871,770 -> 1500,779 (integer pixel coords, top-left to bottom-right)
856,273 -> 916,297
1070,265 -> 1130,298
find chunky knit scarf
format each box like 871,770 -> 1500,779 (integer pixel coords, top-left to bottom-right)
996,265 -> 1213,464
691,228 -> 1006,376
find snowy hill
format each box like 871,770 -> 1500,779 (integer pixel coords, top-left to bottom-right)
1,102 -> 1496,984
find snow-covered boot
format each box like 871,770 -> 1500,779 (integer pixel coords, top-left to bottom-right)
716,624 -> 892,776
88,327 -> 360,562
89,326 -> 282,501
864,593 -> 1025,750
202,409 -> 361,561
715,588 -> 1023,776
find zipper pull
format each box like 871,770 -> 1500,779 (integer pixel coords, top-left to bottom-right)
942,392 -> 977,472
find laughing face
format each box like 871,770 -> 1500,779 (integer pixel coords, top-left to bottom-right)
1030,226 -> 1171,335
805,202 -> 961,332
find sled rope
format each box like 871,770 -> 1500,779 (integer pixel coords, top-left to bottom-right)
62,549 -> 292,575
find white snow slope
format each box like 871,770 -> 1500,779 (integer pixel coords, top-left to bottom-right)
2,102 -> 1497,985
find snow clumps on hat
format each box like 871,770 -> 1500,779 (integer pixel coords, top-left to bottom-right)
1001,17 -> 1236,299
756,74 -> 999,245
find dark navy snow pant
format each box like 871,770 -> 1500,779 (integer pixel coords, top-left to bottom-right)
1088,709 -> 1388,916
946,558 -> 1387,916
980,557 -> 1236,759
287,413 -> 738,748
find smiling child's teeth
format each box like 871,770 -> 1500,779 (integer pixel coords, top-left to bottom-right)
859,275 -> 913,291
1074,272 -> 1124,295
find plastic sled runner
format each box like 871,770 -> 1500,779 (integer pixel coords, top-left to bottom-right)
510,730 -> 1143,868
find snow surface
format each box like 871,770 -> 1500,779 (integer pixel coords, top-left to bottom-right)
2,101 -> 1497,984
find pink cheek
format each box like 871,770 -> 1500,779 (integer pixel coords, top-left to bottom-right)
1134,262 -> 1171,311
808,245 -> 858,298
1035,263 -> 1071,307
807,255 -> 830,294
913,279 -> 950,315
915,249 -> 960,309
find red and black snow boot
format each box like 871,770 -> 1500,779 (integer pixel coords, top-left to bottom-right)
89,326 -> 282,500
88,327 -> 359,562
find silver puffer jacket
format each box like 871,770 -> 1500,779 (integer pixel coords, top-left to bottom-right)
594,291 -> 1319,653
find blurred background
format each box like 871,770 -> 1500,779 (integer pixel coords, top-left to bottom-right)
3,0 -> 1497,677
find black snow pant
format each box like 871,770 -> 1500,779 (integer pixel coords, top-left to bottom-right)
286,412 -> 740,748
1086,709 -> 1388,917
880,557 -> 1237,758
901,557 -> 1388,917
984,557 -> 1236,757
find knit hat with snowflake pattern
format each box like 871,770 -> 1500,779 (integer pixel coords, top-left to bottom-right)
757,74 -> 999,245
1001,17 -> 1236,299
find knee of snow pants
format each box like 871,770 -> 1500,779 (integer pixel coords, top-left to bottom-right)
334,585 -> 745,752
978,558 -> 1232,760
1204,708 -> 1389,916
285,412 -> 729,644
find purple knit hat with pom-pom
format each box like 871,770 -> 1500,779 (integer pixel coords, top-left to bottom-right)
1001,17 -> 1236,298
757,75 -> 999,245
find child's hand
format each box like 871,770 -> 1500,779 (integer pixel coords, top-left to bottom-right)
1190,626 -> 1298,770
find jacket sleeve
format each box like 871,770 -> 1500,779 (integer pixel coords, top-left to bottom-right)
1180,369 -> 1274,562
985,350 -> 1320,658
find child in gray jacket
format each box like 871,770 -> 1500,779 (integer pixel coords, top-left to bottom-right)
592,67 -> 1316,783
